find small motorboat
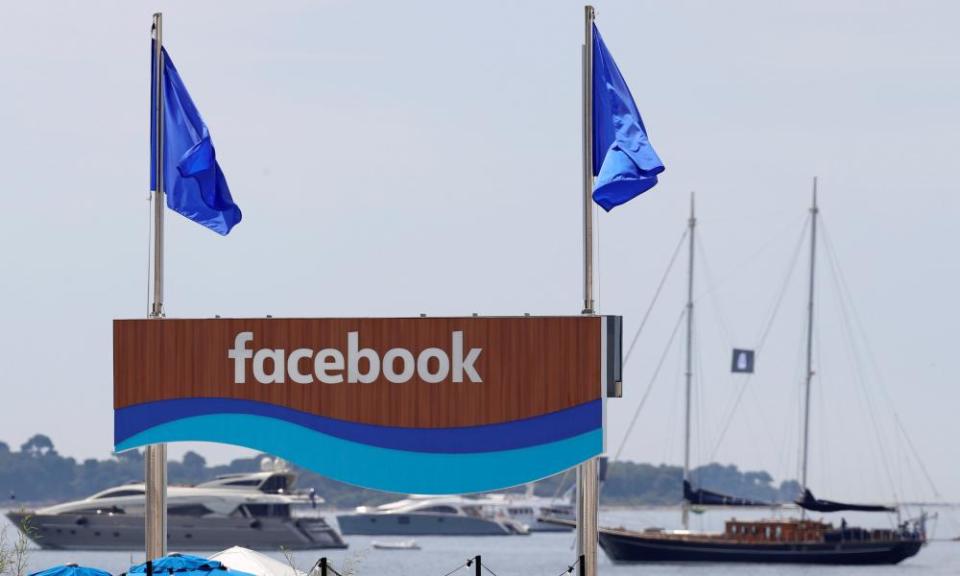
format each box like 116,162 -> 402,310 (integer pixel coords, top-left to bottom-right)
371,539 -> 421,551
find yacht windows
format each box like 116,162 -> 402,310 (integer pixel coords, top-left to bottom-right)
70,506 -> 125,515
224,479 -> 261,487
93,489 -> 145,499
167,504 -> 215,517
508,507 -> 534,515
241,504 -> 291,518
418,505 -> 459,515
258,474 -> 290,493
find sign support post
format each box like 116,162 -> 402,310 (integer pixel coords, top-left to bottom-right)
578,6 -> 599,576
145,11 -> 168,561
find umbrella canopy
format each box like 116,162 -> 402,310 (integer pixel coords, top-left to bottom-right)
31,564 -> 112,576
128,555 -> 224,574
209,547 -> 305,576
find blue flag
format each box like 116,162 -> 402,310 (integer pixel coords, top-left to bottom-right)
151,45 -> 241,235
591,24 -> 664,212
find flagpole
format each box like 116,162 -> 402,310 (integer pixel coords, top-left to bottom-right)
577,6 -> 599,576
581,6 -> 595,316
146,11 -> 168,561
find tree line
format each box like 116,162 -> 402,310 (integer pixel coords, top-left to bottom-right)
0,434 -> 800,508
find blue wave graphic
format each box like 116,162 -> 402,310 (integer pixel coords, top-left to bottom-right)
115,398 -> 601,454
115,414 -> 603,494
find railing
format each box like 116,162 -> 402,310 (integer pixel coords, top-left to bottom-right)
309,554 -> 586,576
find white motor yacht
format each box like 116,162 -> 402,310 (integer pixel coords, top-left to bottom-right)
336,495 -> 528,536
478,492 -> 575,533
7,459 -> 346,550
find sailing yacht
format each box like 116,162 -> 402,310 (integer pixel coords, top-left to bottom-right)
598,185 -> 926,564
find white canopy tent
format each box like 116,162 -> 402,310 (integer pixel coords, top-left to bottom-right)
209,546 -> 307,576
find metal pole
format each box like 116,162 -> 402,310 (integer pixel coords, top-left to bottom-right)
319,558 -> 327,576
575,460 -> 599,576
474,556 -> 481,576
581,4 -> 595,316
800,177 -> 818,514
682,192 -> 695,530
145,11 -> 168,561
576,9 -> 599,576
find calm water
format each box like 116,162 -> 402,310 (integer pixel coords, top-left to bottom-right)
3,507 -> 958,576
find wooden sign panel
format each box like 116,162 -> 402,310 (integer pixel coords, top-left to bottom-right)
114,316 -> 617,493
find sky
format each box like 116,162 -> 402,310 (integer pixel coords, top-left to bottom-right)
0,1 -> 958,502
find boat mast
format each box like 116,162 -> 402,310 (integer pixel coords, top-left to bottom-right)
682,192 -> 695,530
800,178 -> 818,516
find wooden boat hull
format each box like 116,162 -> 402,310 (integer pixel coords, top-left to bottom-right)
599,529 -> 923,565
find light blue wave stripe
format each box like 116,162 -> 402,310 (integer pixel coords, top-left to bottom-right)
116,414 -> 602,494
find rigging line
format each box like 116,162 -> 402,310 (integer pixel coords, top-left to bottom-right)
794,327 -> 808,492
550,468 -> 574,501
694,206 -> 795,225
662,338 -> 684,464
480,563 -> 501,576
820,221 -> 900,503
894,415 -> 942,500
439,563 -> 468,576
821,223 -> 942,502
693,313 -> 703,470
623,229 -> 688,366
696,230 -> 773,456
823,226 -> 896,490
698,229 -> 790,461
692,229 -> 741,443
695,232 -> 735,347
830,297 -> 882,496
555,556 -> 581,576
707,217 -> 811,460
832,287 -> 898,504
690,214 -> 807,304
745,382 -> 781,460
813,318 -> 830,494
774,377 -> 796,498
756,216 -> 811,346
613,307 -> 687,461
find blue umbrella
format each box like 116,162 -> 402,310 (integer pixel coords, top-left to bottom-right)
126,554 -> 253,576
128,554 -> 223,574
30,564 -> 112,576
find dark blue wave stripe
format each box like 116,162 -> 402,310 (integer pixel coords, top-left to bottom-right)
115,398 -> 601,454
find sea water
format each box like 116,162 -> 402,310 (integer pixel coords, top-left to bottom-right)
3,507 -> 958,576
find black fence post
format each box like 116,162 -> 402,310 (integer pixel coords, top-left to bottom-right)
320,557 -> 327,576
475,555 -> 481,576
578,554 -> 585,576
